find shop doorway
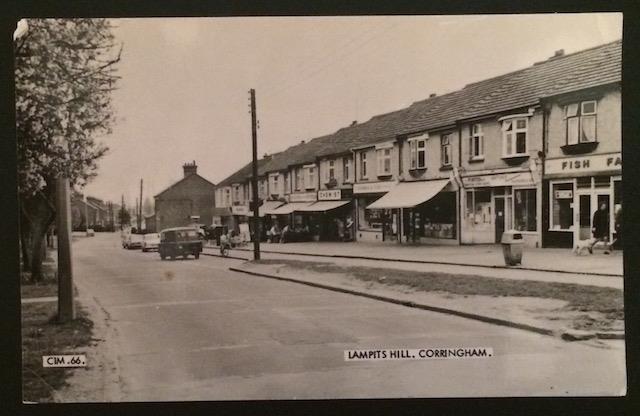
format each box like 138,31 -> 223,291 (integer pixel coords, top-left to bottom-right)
576,190 -> 611,243
494,196 -> 505,243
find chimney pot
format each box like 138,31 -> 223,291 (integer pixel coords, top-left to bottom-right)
553,49 -> 564,58
183,161 -> 198,177
429,93 -> 437,98
350,120 -> 357,126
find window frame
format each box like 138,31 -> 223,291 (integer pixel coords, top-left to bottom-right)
343,156 -> 351,183
304,165 -> 316,190
376,147 -> 392,176
469,123 -> 484,160
360,151 -> 368,179
327,159 -> 335,181
565,100 -> 598,145
502,117 -> 529,158
549,180 -> 575,232
512,187 -> 537,232
441,133 -> 452,167
408,135 -> 428,170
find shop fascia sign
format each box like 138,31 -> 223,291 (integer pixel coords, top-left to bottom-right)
545,152 -> 622,176
317,189 -> 342,200
461,171 -> 535,188
353,180 -> 397,194
288,192 -> 317,202
231,205 -> 249,215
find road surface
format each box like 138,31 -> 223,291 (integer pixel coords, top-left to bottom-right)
66,233 -> 626,401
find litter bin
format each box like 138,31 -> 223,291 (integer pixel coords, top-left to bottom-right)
501,230 -> 524,266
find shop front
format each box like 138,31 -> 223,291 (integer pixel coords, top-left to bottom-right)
249,200 -> 285,241
266,192 -> 316,241
353,180 -> 397,243
293,188 -> 354,241
231,204 -> 251,241
460,169 -> 541,247
543,152 -> 622,248
366,178 -> 457,245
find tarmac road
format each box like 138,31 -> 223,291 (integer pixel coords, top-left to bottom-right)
69,233 -> 626,401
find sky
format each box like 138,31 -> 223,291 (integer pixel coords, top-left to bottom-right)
82,13 -> 622,206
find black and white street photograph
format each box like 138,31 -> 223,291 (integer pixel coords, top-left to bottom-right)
13,13 -> 626,403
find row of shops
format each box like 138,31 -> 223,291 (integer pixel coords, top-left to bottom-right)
213,151 -> 621,249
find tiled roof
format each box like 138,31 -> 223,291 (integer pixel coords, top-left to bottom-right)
402,39 -> 621,133
216,39 -> 621,180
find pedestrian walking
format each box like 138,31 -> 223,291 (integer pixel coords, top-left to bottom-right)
589,202 -> 611,254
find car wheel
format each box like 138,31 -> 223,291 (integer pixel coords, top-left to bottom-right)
160,254 -> 165,260
194,252 -> 200,259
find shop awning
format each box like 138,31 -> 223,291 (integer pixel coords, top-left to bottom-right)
366,179 -> 449,209
294,200 -> 351,212
249,200 -> 286,217
268,202 -> 315,215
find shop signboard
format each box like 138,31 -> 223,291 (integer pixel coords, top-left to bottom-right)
461,171 -> 535,188
289,192 -> 317,202
545,152 -> 622,176
231,205 -> 249,216
318,189 -> 342,201
353,180 -> 396,194
554,190 -> 573,199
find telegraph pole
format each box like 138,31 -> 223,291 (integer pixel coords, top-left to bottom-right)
249,89 -> 261,260
56,177 -> 75,322
139,178 -> 143,231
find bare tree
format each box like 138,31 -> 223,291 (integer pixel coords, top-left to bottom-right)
15,19 -> 122,281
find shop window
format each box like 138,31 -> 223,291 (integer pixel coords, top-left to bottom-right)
576,176 -> 591,189
343,156 -> 351,183
565,100 -> 597,145
551,182 -> 574,230
514,189 -> 536,231
441,134 -> 452,166
465,189 -> 491,225
502,117 -> 528,157
409,137 -> 427,169
358,197 -> 383,231
416,193 -> 456,239
594,176 -> 610,188
469,124 -> 484,160
377,148 -> 392,175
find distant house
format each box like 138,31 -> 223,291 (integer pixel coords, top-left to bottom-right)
154,161 -> 216,231
71,194 -> 112,231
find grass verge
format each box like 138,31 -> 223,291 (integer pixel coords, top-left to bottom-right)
21,302 -> 94,403
254,259 -> 623,332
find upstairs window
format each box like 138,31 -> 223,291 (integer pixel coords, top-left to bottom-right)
409,136 -> 427,169
441,134 -> 452,166
377,148 -> 392,175
566,100 -> 597,145
343,156 -> 352,182
469,123 -> 484,159
360,152 -> 368,179
327,160 -> 335,181
502,117 -> 528,157
295,168 -> 302,191
304,166 -> 316,189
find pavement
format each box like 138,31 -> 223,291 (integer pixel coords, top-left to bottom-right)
205,240 -> 623,276
50,233 -> 626,401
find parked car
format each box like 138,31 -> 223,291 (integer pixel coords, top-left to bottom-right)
122,232 -> 143,249
158,227 -> 202,260
141,233 -> 160,252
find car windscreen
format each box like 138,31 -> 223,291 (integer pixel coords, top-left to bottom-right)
176,230 -> 198,241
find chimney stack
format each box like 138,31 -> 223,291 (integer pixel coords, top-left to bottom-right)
429,93 -> 437,98
183,161 -> 198,177
553,49 -> 565,58
350,120 -> 358,126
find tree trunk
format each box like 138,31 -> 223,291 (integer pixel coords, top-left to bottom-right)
20,187 -> 56,282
